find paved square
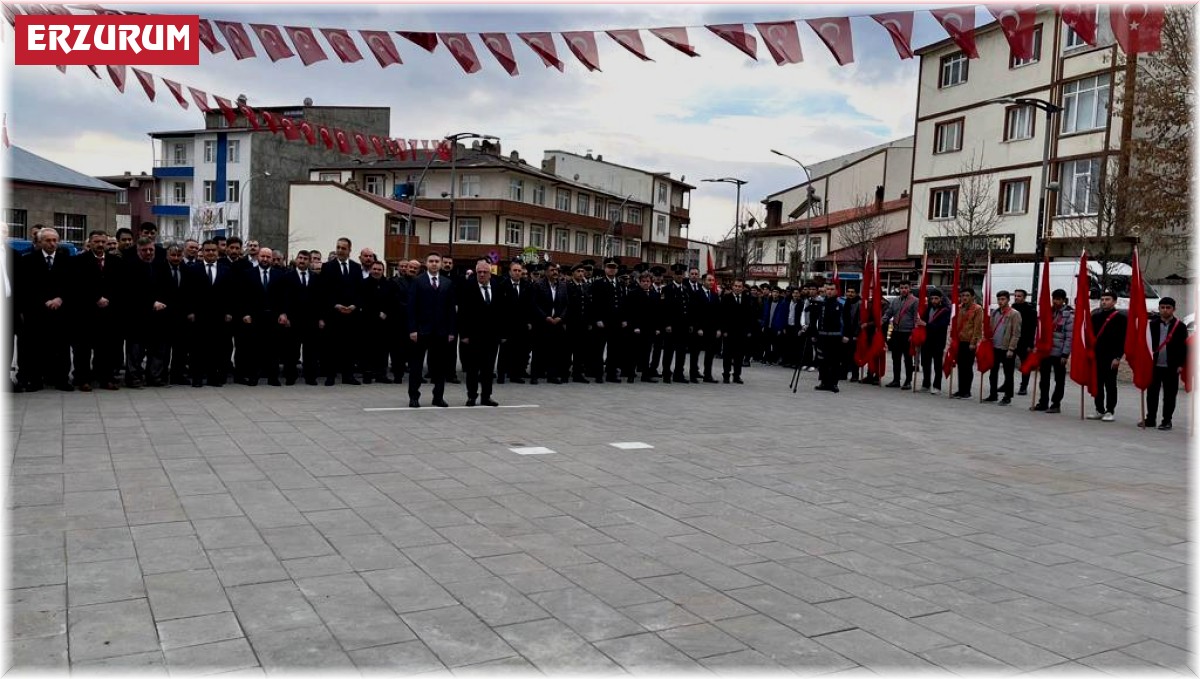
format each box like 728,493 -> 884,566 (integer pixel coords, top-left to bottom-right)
6,366 -> 1190,674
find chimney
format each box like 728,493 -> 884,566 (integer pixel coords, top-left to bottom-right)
124,171 -> 131,176
874,185 -> 884,210
303,97 -> 314,106
510,150 -> 520,162
596,155 -> 603,161
236,94 -> 248,106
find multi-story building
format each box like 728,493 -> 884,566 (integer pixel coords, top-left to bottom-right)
307,142 -> 653,269
95,171 -> 157,233
5,145 -> 120,245
149,99 -> 389,248
541,150 -> 694,265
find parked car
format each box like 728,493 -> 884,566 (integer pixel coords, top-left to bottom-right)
7,238 -> 79,256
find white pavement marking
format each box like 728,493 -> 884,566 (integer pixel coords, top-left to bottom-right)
364,405 -> 541,412
610,442 -> 654,449
509,446 -> 557,455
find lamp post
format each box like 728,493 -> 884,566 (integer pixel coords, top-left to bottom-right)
443,132 -> 497,262
605,194 -> 635,259
701,177 -> 748,280
769,149 -> 816,284
238,170 -> 271,243
985,97 -> 1062,294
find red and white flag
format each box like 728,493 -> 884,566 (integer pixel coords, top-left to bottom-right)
250,24 -> 294,61
279,117 -> 299,140
318,125 -> 334,149
354,132 -> 371,156
562,31 -> 601,71
987,6 -> 1039,61
213,95 -> 238,127
519,32 -> 564,71
806,17 -> 854,65
188,87 -> 211,112
333,128 -> 351,154
85,64 -> 101,79
871,11 -> 914,59
299,121 -> 317,145
439,33 -> 482,73
931,8 -> 979,58
1124,246 -> 1153,390
398,31 -> 438,52
606,29 -> 652,61
105,64 -> 125,93
480,32 -> 519,76
755,21 -> 802,65
1060,5 -> 1098,46
370,135 -> 386,158
321,28 -> 363,63
197,18 -> 225,54
285,26 -> 327,66
240,104 -> 261,131
649,27 -> 699,56
360,30 -> 402,67
132,67 -> 155,101
261,110 -> 280,134
707,24 -> 756,60
214,21 -> 256,60
163,78 -> 188,109
1110,4 -> 1165,55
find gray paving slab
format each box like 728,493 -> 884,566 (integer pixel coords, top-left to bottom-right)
142,569 -> 231,621
67,598 -> 161,663
494,618 -> 623,674
401,605 -> 517,668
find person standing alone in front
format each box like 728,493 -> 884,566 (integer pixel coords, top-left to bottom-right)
407,252 -> 456,408
1088,291 -> 1126,422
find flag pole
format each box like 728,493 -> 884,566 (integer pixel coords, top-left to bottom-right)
1080,385 -> 1085,420
1140,390 -> 1146,432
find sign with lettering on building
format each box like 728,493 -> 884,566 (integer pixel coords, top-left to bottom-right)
924,233 -> 1016,255
748,264 -> 789,278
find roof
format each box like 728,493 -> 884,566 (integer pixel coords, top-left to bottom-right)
765,137 -> 914,200
819,229 -> 911,263
7,146 -> 121,192
757,196 -> 911,238
150,127 -> 253,138
95,173 -> 154,183
292,181 -> 448,221
544,149 -> 696,190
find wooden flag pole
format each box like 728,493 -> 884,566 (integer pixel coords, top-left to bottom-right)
1140,390 -> 1146,431
1080,385 -> 1085,420
1030,365 -> 1039,410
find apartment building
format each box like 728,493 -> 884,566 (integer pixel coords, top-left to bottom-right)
95,171 -> 158,233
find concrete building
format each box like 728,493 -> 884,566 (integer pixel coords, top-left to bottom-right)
5,145 -> 121,244
150,99 -> 390,249
95,171 -> 157,233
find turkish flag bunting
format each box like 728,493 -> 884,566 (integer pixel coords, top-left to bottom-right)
360,30 -> 402,67
370,135 -> 386,158
398,31 -> 439,52
519,32 -> 564,71
163,78 -> 188,109
976,253 -> 995,375
649,27 -> 699,57
1060,5 -> 1098,46
755,21 -> 802,65
562,31 -> 602,71
480,32 -> 519,76
606,29 -> 653,61
250,24 -> 294,61
299,121 -> 317,145
85,64 -> 101,78
931,8 -> 979,58
131,68 -> 155,101
706,24 -> 757,60
214,21 -> 257,59
105,64 -> 126,93
18,4 -> 46,15
806,17 -> 854,65
942,256 -> 962,377
1020,257 -> 1054,374
987,6 -> 1038,61
44,3 -> 70,14
1069,251 -> 1098,395
318,125 -> 334,149
1110,4 -> 1165,55
261,110 -> 280,133
333,129 -> 351,154
280,117 -> 300,140
1,4 -> 17,25
214,96 -> 238,127
354,133 -> 371,156
285,26 -> 328,66
197,19 -> 225,54
321,28 -> 363,63
439,33 -> 482,73
386,138 -> 404,159
1123,246 -> 1153,390
187,87 -> 211,112
871,11 -> 914,59
240,104 -> 261,131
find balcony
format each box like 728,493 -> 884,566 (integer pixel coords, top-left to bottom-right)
612,223 -> 643,240
152,204 -> 190,217
670,205 -> 690,221
153,160 -> 194,178
668,235 -> 689,249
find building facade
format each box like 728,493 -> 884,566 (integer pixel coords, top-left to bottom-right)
95,171 -> 157,233
5,145 -> 120,245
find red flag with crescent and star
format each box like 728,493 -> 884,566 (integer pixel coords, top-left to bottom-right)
439,33 -> 482,73
871,11 -> 914,59
562,31 -> 602,71
321,28 -> 363,63
285,26 -> 328,66
931,8 -> 979,58
1061,5 -> 1099,46
360,30 -> 402,67
519,32 -> 564,71
480,33 -> 519,75
755,21 -> 802,65
606,29 -> 653,61
986,5 -> 1039,61
706,24 -> 757,60
806,17 -> 854,65
649,27 -> 699,57
214,21 -> 256,60
1110,3 -> 1165,54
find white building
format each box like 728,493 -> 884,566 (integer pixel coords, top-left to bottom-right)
764,137 -> 914,225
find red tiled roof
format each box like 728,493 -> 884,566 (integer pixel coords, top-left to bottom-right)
353,191 -> 449,221
759,197 -> 911,237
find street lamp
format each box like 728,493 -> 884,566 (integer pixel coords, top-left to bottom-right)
239,170 -> 271,242
701,177 -> 748,280
604,194 -> 635,259
770,149 -> 817,283
985,97 -> 1062,295
444,132 -> 498,261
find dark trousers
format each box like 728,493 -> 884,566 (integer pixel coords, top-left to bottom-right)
159,320 -> 189,383
283,325 -> 319,382
650,334 -> 663,374
362,319 -> 389,380
322,313 -> 358,379
689,331 -> 717,379
1094,358 -> 1119,414
124,332 -> 150,384
722,333 -> 746,378
920,336 -> 946,389
1147,365 -> 1179,423
499,325 -> 530,379
662,329 -> 687,378
18,309 -> 71,387
817,336 -> 844,387
192,319 -> 231,385
626,328 -> 653,377
532,323 -> 567,380
387,332 -> 408,382
568,325 -> 590,378
445,333 -> 460,377
955,341 -> 976,395
246,320 -> 279,383
988,349 -> 1015,399
598,323 -> 623,379
889,331 -> 913,384
72,314 -> 119,385
409,334 -> 451,401
1016,347 -> 1033,392
1037,356 -> 1067,407
232,322 -> 255,381
464,337 -> 500,399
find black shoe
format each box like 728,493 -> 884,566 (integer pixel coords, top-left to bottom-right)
641,376 -> 658,383
850,376 -> 860,383
627,376 -> 635,383
830,386 -> 840,393
447,377 -> 462,385
510,377 -> 526,384
285,377 -> 297,386
983,394 -> 998,402
363,377 -> 374,385
723,375 -> 730,384
672,373 -> 686,383
1138,419 -> 1156,429
595,375 -> 605,384
245,380 -> 258,387
885,381 -> 900,388
377,376 -> 393,384
703,377 -> 718,383
496,376 -> 506,384
605,375 -> 619,383
344,377 -> 362,386
733,377 -> 744,384
1032,403 -> 1048,411
268,379 -> 282,387
466,398 -> 476,407
305,378 -> 318,386
549,378 -> 563,384
1046,405 -> 1061,414
1158,422 -> 1173,431
192,381 -> 204,388
432,399 -> 449,407
409,399 -> 420,408
1017,388 -> 1028,396
325,377 -> 336,386
662,375 -> 672,384
482,398 -> 499,407
530,378 -> 539,385
572,376 -> 590,384
815,384 -> 830,391
998,398 -> 1012,406
901,383 -> 912,391
55,383 -> 75,392
207,381 -> 223,388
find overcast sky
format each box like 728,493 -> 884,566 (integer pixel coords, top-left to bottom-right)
5,3 -> 985,244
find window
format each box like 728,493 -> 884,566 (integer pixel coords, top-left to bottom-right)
575,231 -> 588,254
752,241 -> 764,263
227,140 -> 241,164
929,186 -> 959,220
459,174 -> 480,197
319,172 -> 340,182
405,174 -> 427,197
509,178 -> 524,201
203,140 -> 216,163
592,233 -> 603,255
456,217 -> 481,242
625,239 -> 640,258
54,213 -> 86,244
144,187 -> 153,203
226,180 -> 240,203
657,182 -> 668,205
555,188 -> 571,211
555,227 -> 570,252
776,240 -> 787,263
933,119 -> 964,154
939,52 -> 968,87
116,190 -> 128,205
172,143 -> 187,166
1064,11 -> 1095,50
1004,105 -> 1035,141
609,206 -> 623,223
626,207 -> 642,225
656,214 -> 667,239
202,181 -> 214,204
806,237 -> 822,261
388,218 -> 412,236
533,184 -> 546,206
4,208 -> 28,239
174,182 -> 187,204
576,193 -> 590,215
999,178 -> 1030,215
594,198 -> 606,219
364,174 -> 385,196
1062,74 -> 1110,134
225,219 -> 238,234
612,238 -> 623,255
529,223 -> 546,248
505,220 -> 523,246
1059,158 -> 1101,216
1009,26 -> 1043,67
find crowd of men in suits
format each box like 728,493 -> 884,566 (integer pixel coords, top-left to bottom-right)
8,221 -> 1187,427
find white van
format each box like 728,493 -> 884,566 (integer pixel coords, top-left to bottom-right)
988,261 -> 1159,313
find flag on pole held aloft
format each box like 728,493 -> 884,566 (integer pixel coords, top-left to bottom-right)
1020,257 -> 1054,374
976,252 -> 995,374
1123,246 -> 1153,390
1069,251 -> 1098,395
942,255 -> 962,377
854,254 -> 875,367
910,251 -> 929,355
706,251 -> 718,292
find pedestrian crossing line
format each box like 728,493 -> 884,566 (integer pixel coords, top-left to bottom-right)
610,442 -> 654,449
364,404 -> 541,412
509,446 -> 557,455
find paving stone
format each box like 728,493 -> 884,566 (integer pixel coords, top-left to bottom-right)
67,599 -> 160,662
348,639 -> 447,672
156,612 -> 245,650
699,648 -> 788,673
657,622 -> 748,659
494,618 -> 622,674
179,493 -> 244,520
817,572 -> 946,618
326,533 -> 412,571
67,558 -> 146,606
11,609 -> 67,639
143,569 -> 231,621
281,554 -> 355,579
8,584 -> 66,613
208,544 -> 290,587
528,586 -> 645,642
72,649 -> 167,674
499,568 -> 576,595
296,573 -> 416,651
66,527 -> 136,563
248,624 -> 356,672
817,597 -> 956,653
361,566 -> 459,614
8,634 -> 69,670
738,561 -> 849,603
192,516 -> 265,550
441,576 -> 549,626
226,581 -> 322,635
915,611 -> 1069,671
812,629 -> 939,671
163,638 -> 259,675
134,535 -> 211,575
401,605 -> 517,668
404,543 -> 492,584
917,644 -> 1015,671
303,508 -> 377,537
714,614 -> 856,673
593,632 -> 703,672
557,562 -> 663,608
1119,639 -> 1191,671
619,599 -> 704,632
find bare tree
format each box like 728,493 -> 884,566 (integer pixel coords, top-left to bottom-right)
835,193 -> 886,268
936,152 -> 1004,272
1054,162 -> 1131,292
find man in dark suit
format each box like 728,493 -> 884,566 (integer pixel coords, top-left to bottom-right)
407,252 -> 456,407
459,259 -> 507,406
186,239 -> 235,387
623,269 -> 661,382
531,262 -> 569,384
120,237 -> 160,388
118,222 -> 167,264
496,261 -> 533,383
273,250 -> 321,385
15,226 -> 73,391
387,262 -> 414,383
660,263 -> 691,383
721,280 -> 756,384
688,273 -> 721,383
3,228 -> 17,391
589,258 -> 625,383
235,248 -> 282,386
147,244 -> 190,386
360,260 -> 397,384
565,263 -> 592,383
319,237 -> 363,386
70,230 -> 123,391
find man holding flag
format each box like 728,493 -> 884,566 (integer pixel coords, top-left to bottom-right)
917,289 -> 951,394
1089,291 -> 1127,422
950,288 -> 984,399
1033,289 -> 1073,414
1142,297 -> 1188,430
